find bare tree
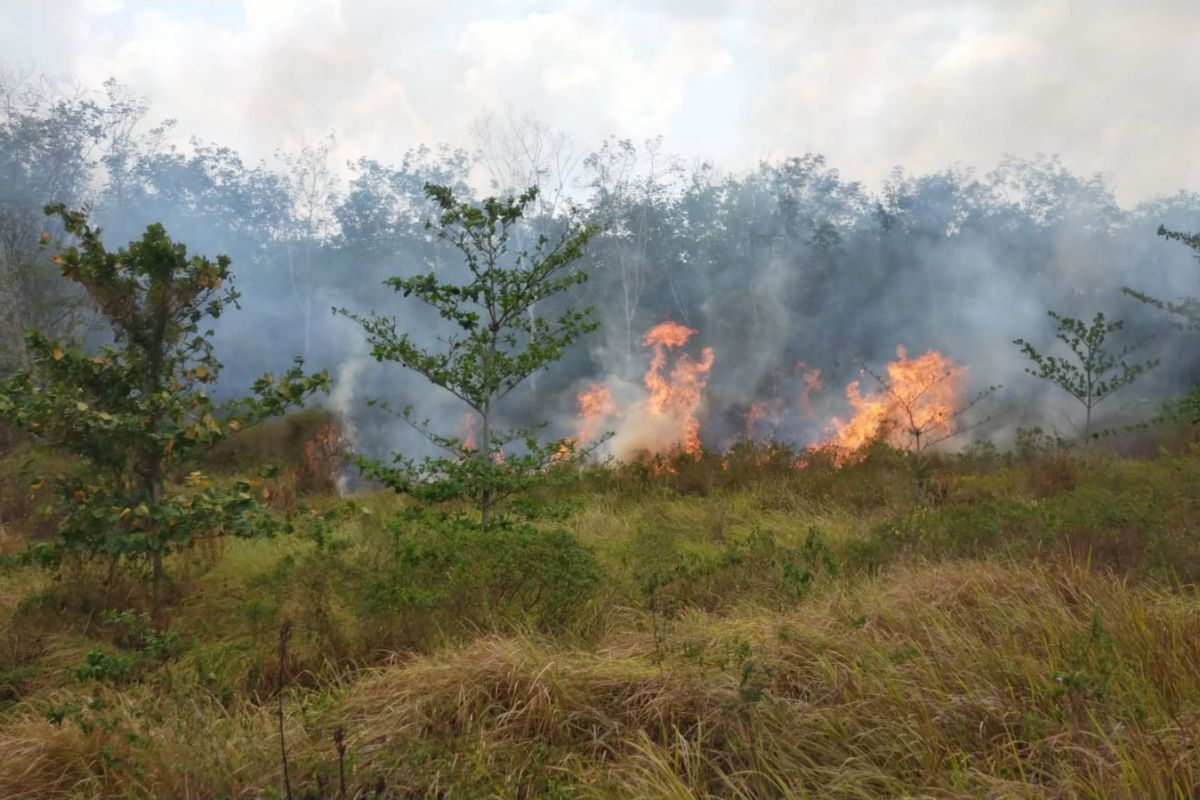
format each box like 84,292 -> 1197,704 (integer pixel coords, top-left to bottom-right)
584,136 -> 685,369
276,132 -> 340,361
470,108 -> 579,217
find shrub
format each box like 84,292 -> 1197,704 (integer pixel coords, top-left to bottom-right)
354,513 -> 603,645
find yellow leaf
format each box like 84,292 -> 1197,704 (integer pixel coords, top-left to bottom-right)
29,480 -> 43,491
51,346 -> 63,361
227,419 -> 241,432
194,364 -> 208,380
119,507 -> 132,519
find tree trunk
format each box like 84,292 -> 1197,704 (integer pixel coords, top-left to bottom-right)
148,472 -> 166,620
480,331 -> 498,529
480,403 -> 492,529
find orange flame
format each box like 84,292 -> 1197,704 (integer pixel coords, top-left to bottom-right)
797,361 -> 823,418
641,322 -> 714,457
575,383 -> 618,445
744,400 -> 781,439
822,346 -> 963,458
460,411 -> 477,452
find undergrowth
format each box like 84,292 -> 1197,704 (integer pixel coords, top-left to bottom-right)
2,422 -> 1200,798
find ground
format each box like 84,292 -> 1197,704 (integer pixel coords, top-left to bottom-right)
0,417 -> 1198,799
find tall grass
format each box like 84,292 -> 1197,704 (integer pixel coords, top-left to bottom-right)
1,433 -> 1199,797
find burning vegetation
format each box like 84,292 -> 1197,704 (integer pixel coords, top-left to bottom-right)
822,347 -> 966,459
576,326 -> 976,467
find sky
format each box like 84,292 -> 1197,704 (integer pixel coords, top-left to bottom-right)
3,0 -> 1198,204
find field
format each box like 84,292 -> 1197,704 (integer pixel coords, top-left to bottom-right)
1,415 -> 1199,799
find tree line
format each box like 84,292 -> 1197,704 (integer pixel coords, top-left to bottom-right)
4,71 -> 1200,451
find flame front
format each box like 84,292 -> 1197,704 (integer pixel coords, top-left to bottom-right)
822,346 -> 963,458
574,383 -> 618,445
640,321 -> 714,457
797,362 -> 823,418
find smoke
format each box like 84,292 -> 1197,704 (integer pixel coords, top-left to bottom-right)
3,72 -> 1200,466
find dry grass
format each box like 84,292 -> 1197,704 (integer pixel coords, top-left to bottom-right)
1,560 -> 1197,798
320,560 -> 1200,799
3,436 -> 1200,798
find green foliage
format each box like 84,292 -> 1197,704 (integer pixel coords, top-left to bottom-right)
1123,224 -> 1200,328
74,612 -> 180,684
1159,386 -> 1200,426
1014,426 -> 1076,459
1046,611 -> 1125,720
0,207 -> 327,588
1014,310 -> 1158,441
340,183 -> 599,525
356,511 -> 602,637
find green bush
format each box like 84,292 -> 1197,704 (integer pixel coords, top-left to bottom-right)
355,513 -> 603,642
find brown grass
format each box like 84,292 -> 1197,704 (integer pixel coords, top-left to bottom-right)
1,560 -> 1197,798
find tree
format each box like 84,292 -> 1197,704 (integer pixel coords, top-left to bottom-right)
1123,224 -> 1200,329
859,360 -> 999,457
340,183 -> 599,527
583,136 -> 685,369
0,206 -> 328,608
0,70 -> 106,369
1014,310 -> 1158,443
277,133 -> 339,361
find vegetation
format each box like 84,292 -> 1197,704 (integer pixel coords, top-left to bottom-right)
1,415 -> 1200,797
1014,310 -> 1158,443
1124,224 -> 1200,328
0,208 -> 327,610
4,71 -> 1200,800
340,183 -> 599,527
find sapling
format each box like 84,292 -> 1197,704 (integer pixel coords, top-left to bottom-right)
340,183 -> 601,527
1014,310 -> 1157,444
0,206 -> 328,611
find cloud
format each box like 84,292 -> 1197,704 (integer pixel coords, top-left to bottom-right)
1,0 -> 1196,201
750,0 -> 1200,202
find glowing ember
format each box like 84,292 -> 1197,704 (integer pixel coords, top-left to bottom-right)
641,321 -> 715,457
822,346 -> 963,458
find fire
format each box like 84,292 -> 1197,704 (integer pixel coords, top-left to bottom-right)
744,400 -> 780,439
459,411 -> 477,452
640,321 -> 714,457
797,361 -> 823,418
574,383 -> 618,445
822,346 -> 963,458
460,412 -> 507,463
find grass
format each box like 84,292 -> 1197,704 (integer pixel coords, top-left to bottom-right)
1,423 -> 1200,797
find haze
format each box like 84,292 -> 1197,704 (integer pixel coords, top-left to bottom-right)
4,0 -> 1198,204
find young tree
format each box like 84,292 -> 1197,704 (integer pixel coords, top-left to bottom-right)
1014,310 -> 1158,443
0,206 -> 328,607
859,360 -> 998,456
340,183 -> 598,527
1123,224 -> 1200,328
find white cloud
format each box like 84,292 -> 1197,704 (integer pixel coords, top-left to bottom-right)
0,0 -> 1196,202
